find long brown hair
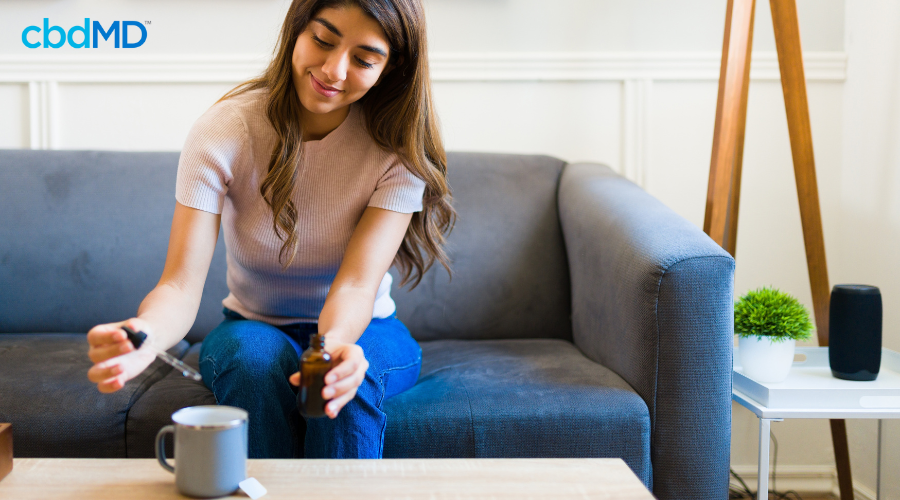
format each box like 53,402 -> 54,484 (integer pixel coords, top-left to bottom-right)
221,0 -> 454,288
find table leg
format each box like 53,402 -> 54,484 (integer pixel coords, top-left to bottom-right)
877,419 -> 882,500
758,418 -> 770,499
757,418 -> 782,500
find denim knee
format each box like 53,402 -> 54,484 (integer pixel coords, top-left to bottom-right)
197,311 -> 422,459
303,315 -> 422,458
199,320 -> 299,392
198,317 -> 303,458
356,316 -> 422,401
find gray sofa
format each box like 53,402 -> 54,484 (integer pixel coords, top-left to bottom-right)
0,149 -> 735,499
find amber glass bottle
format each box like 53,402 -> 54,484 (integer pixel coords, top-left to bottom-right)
298,333 -> 333,418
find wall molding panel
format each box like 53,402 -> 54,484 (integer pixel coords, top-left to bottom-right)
621,78 -> 652,188
27,80 -> 57,150
430,51 -> 846,82
0,51 -> 847,83
1,51 -> 847,189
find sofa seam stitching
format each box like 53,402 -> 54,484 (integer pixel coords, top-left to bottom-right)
458,372 -> 477,457
374,355 -> 420,459
123,358 -> 172,457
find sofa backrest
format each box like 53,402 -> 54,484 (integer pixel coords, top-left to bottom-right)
391,152 -> 572,342
0,150 -> 228,342
0,150 -> 572,343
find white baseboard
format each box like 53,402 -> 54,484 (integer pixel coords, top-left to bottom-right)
730,465 -> 877,499
855,483 -> 878,500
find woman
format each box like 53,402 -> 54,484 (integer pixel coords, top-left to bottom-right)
85,0 -> 453,459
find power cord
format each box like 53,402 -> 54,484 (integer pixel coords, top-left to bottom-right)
729,434 -> 806,499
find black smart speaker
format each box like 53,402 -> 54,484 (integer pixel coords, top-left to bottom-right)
829,284 -> 882,381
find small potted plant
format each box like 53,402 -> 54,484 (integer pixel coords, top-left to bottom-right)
735,286 -> 814,383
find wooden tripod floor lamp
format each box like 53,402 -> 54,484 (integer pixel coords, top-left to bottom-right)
703,0 -> 854,498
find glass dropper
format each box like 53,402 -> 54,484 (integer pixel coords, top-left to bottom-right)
122,326 -> 202,381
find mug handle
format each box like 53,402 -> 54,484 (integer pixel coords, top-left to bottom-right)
155,425 -> 175,473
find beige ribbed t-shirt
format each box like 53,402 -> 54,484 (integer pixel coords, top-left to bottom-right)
176,89 -> 426,325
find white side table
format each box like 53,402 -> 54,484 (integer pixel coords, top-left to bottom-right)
732,347 -> 900,499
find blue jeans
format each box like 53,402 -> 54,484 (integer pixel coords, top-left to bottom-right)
198,308 -> 422,459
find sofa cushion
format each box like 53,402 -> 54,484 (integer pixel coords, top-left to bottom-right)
125,337 -> 651,485
383,339 -> 651,485
125,343 -> 216,457
391,152 -> 572,342
0,334 -> 187,457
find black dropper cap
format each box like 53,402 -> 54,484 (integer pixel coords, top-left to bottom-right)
122,326 -> 147,349
309,332 -> 326,349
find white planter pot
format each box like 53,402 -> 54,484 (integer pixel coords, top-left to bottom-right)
738,335 -> 796,383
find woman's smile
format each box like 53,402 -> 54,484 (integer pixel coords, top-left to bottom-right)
310,73 -> 342,97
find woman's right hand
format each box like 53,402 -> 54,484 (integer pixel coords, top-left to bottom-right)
87,319 -> 157,393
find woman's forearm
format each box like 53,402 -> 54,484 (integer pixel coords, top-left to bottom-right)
317,285 -> 376,347
136,282 -> 203,351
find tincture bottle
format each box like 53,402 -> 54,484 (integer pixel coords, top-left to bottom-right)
298,333 -> 332,418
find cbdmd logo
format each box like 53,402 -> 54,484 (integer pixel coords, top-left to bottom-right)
22,19 -> 149,49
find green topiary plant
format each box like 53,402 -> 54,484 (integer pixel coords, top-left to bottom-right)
734,286 -> 814,343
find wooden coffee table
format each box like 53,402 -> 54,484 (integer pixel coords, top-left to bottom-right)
0,458 -> 653,499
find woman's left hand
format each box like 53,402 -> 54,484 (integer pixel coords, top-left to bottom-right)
289,341 -> 369,419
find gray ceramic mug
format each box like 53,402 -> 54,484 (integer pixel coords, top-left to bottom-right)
156,405 -> 249,498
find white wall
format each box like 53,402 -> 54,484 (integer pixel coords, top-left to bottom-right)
842,2 -> 900,498
3,0 -> 895,497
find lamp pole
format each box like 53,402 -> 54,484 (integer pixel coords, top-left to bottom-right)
704,0 -> 854,498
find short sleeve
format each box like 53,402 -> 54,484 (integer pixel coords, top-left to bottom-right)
175,103 -> 247,214
367,158 -> 427,213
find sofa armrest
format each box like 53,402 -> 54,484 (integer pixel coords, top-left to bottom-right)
558,163 -> 735,500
